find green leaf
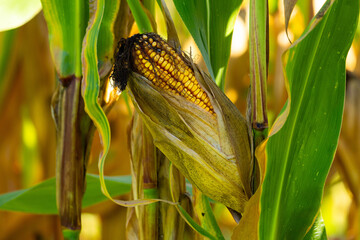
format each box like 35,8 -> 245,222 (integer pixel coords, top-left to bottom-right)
0,0 -> 42,31
81,0 -> 111,205
303,213 -> 327,240
193,189 -> 225,240
0,174 -> 131,214
41,0 -> 89,77
259,0 -> 359,239
97,0 -> 121,74
127,0 -> 153,33
172,0 -> 243,89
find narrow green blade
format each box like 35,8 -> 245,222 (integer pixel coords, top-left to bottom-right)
0,174 -> 131,214
172,0 -> 243,89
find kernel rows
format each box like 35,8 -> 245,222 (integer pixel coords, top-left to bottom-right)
132,34 -> 214,114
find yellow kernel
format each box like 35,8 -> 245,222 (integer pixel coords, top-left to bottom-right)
161,60 -> 167,68
205,107 -> 210,111
152,42 -> 157,47
149,38 -> 153,43
191,85 -> 198,92
136,50 -> 141,55
150,52 -> 156,58
188,82 -> 194,89
191,97 -> 196,102
179,67 -> 185,73
168,78 -> 174,84
158,57 -> 164,64
142,35 -> 148,39
175,82 -> 181,88
154,55 -> 160,62
182,76 -> 189,84
188,73 -> 193,79
184,80 -> 191,87
164,85 -> 169,90
165,63 -> 171,70
149,73 -> 155,80
171,81 -> 177,87
142,59 -> 147,64
138,54 -> 143,59
148,65 -> 153,71
184,69 -> 189,75
204,97 -> 209,104
199,101 -> 204,107
201,104 -> 207,109
164,54 -> 170,60
197,91 -> 203,98
195,99 -> 200,104
201,94 -> 206,100
144,62 -> 151,68
193,88 -> 200,96
161,51 -> 165,57
179,74 -> 185,81
144,71 -> 150,78
177,85 -> 184,92
168,65 -> 174,73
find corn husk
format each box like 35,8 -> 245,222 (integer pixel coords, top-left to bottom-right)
127,62 -> 252,213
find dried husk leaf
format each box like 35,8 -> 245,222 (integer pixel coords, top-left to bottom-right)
127,63 -> 251,213
127,112 -> 159,239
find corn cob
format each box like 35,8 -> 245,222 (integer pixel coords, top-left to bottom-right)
112,33 -> 214,114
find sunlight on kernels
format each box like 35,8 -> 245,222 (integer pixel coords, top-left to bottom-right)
80,213 -> 101,240
277,30 -> 293,48
231,16 -> 248,57
313,0 -> 327,14
226,88 -> 239,103
346,45 -> 356,71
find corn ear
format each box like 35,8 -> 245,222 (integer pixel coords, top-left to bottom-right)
113,33 -> 252,213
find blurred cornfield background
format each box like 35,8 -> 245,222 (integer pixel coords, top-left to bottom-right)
0,0 -> 359,239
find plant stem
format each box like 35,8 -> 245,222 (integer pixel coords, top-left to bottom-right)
53,76 -> 85,234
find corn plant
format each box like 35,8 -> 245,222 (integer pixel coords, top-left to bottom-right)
0,0 -> 359,239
